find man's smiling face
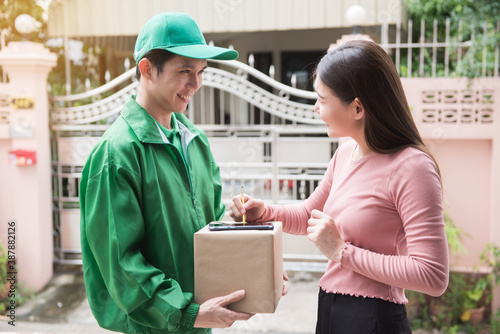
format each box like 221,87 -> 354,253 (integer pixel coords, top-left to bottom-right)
148,54 -> 208,114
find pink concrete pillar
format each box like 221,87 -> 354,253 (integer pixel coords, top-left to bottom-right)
0,41 -> 57,293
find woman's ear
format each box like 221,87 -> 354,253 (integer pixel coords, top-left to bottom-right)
353,98 -> 365,121
138,58 -> 153,80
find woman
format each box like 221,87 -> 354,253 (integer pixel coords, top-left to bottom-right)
230,40 -> 449,334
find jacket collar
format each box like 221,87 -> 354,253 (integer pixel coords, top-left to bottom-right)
121,95 -> 199,144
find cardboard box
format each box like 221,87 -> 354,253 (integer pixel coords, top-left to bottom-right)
194,221 -> 283,313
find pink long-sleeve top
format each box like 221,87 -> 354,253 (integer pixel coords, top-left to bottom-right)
259,140 -> 449,304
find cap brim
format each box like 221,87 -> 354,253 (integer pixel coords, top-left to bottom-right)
166,44 -> 238,60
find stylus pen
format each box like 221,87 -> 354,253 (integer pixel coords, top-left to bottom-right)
241,186 -> 246,224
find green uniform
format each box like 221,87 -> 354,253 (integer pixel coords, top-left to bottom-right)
80,96 -> 225,334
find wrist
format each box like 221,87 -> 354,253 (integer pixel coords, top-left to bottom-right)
180,303 -> 200,329
337,241 -> 350,265
254,205 -> 268,223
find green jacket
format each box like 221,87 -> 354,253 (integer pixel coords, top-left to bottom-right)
80,96 -> 225,334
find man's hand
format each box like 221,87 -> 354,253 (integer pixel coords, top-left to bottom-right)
193,290 -> 253,328
282,270 -> 290,296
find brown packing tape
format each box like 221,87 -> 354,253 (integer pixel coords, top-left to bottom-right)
194,221 -> 283,313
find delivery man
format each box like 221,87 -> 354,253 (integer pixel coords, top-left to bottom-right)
80,12 -> 252,334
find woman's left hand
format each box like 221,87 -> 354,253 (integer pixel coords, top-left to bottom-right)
307,209 -> 346,263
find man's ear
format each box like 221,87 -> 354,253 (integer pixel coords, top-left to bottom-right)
138,58 -> 153,80
353,98 -> 365,121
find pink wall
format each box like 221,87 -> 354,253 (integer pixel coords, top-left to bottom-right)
430,139 -> 492,268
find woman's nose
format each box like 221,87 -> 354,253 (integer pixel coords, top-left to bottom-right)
313,100 -> 320,114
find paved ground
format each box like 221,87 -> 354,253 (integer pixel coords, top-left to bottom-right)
0,269 -> 320,334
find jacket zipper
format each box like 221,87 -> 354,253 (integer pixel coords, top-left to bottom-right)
164,141 -> 203,230
181,140 -> 204,230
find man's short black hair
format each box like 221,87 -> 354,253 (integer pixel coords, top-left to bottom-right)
135,49 -> 177,81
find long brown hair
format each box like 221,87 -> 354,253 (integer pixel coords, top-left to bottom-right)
315,40 -> 441,177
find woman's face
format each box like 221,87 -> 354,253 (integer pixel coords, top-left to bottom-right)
313,77 -> 359,138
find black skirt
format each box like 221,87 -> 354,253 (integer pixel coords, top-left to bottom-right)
316,289 -> 412,334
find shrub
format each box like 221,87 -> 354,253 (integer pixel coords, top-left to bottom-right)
0,242 -> 32,314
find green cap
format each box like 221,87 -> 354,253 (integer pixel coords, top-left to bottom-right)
134,12 -> 238,63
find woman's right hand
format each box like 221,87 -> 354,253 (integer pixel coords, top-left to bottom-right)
229,194 -> 266,222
